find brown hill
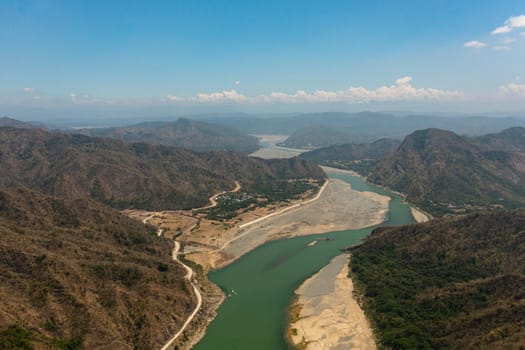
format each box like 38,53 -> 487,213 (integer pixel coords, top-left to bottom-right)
0,128 -> 325,211
349,209 -> 525,349
0,187 -> 194,349
473,126 -> 525,152
0,117 -> 37,129
300,138 -> 400,175
77,118 -> 260,153
368,128 -> 525,215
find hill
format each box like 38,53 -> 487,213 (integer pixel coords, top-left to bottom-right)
0,187 -> 194,349
473,126 -> 525,152
0,128 -> 325,211
349,209 -> 525,349
368,128 -> 525,215
300,138 -> 400,175
0,117 -> 37,129
278,125 -> 352,149
78,118 -> 260,153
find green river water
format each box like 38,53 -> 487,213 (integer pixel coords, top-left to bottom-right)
194,173 -> 415,350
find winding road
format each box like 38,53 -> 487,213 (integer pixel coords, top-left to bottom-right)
144,182 -> 240,350
143,180 -> 327,349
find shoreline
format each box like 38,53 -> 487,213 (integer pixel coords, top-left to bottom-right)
410,207 -> 431,223
288,254 -> 376,350
133,163 -> 416,349
187,177 -> 390,270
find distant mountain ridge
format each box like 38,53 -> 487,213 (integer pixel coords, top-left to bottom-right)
278,124 -> 353,149
300,138 -> 401,174
200,112 -> 525,142
0,116 -> 38,129
369,127 -> 525,215
77,118 -> 260,153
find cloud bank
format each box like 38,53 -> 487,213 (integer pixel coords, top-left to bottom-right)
492,15 -> 525,35
165,77 -> 463,105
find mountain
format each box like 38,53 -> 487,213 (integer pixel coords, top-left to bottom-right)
0,187 -> 194,349
0,128 -> 325,211
278,125 -> 353,149
368,128 -> 525,215
349,209 -> 525,349
300,138 -> 401,175
200,112 -> 525,141
0,117 -> 37,129
473,126 -> 525,152
77,118 -> 260,153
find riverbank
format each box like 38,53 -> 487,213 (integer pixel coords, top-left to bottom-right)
288,254 -> 376,350
410,207 -> 430,223
187,177 -> 390,270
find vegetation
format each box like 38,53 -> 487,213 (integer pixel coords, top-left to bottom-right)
77,117 -> 260,153
369,128 -> 525,216
0,187 -> 196,349
203,180 -> 322,221
300,138 -> 400,175
349,209 -> 525,349
0,127 -> 325,211
278,124 -> 352,149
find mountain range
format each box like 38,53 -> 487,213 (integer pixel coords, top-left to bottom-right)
0,124 -> 325,349
0,127 -> 324,211
300,138 -> 401,174
369,127 -> 525,215
77,118 -> 260,153
278,125 -> 353,149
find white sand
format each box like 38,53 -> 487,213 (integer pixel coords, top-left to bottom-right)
290,254 -> 376,350
208,178 -> 389,268
410,207 -> 430,223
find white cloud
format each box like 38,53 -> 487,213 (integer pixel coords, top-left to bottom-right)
464,40 -> 486,48
502,37 -> 515,44
235,80 -> 241,86
492,14 -> 525,35
69,92 -> 99,105
499,83 -> 525,97
521,32 -> 525,37
492,26 -> 512,35
164,77 -> 463,105
23,87 -> 35,93
493,45 -> 512,51
166,89 -> 249,103
395,76 -> 412,85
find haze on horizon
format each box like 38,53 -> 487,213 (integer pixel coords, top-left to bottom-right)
1,0 -> 525,120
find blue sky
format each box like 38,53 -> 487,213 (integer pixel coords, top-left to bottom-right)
1,0 -> 525,118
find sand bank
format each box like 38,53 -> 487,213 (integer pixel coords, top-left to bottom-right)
188,178 -> 390,269
410,207 -> 430,223
289,254 -> 376,350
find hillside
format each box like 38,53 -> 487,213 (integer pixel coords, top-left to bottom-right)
349,209 -> 525,349
0,117 -> 37,129
278,125 -> 352,149
368,128 -> 525,215
300,138 -> 400,175
0,128 -> 325,211
78,118 -> 260,153
473,126 -> 525,152
0,187 -> 194,349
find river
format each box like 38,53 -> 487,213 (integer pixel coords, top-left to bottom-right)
194,172 -> 415,350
